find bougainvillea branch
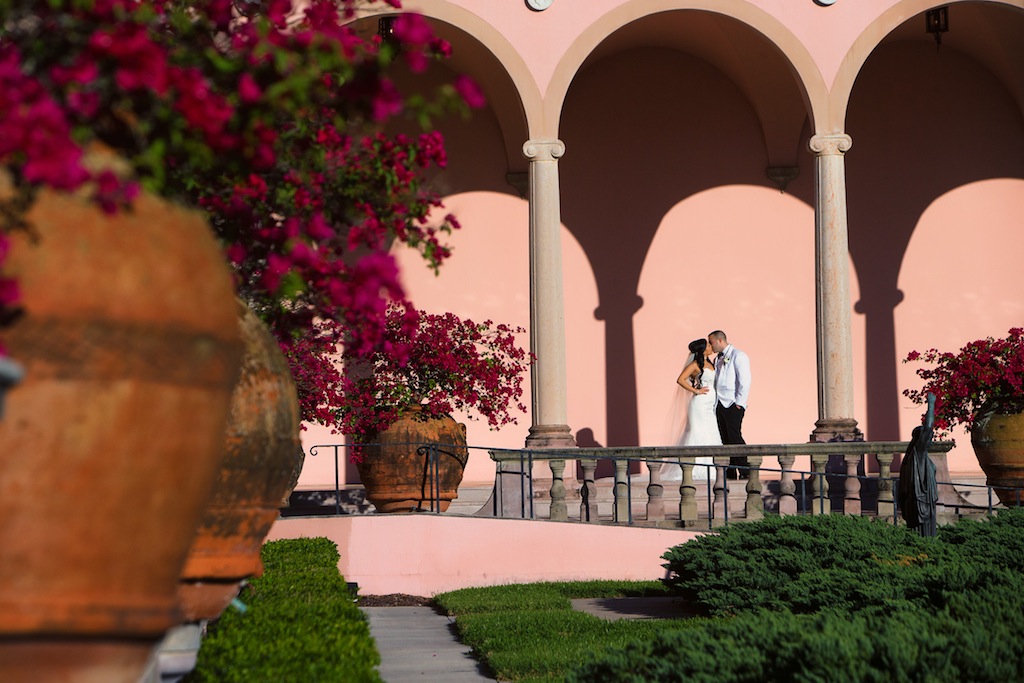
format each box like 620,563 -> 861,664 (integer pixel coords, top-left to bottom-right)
0,0 -> 487,423
301,304 -> 532,455
903,327 -> 1024,437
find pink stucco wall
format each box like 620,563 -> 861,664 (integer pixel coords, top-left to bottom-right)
266,515 -> 703,595
298,1 -> 1024,491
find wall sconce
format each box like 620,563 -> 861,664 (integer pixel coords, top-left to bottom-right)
378,16 -> 398,45
925,6 -> 949,49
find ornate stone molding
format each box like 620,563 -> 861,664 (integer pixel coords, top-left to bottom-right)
505,171 -> 528,198
766,166 -> 800,193
808,134 -> 852,156
522,139 -> 565,162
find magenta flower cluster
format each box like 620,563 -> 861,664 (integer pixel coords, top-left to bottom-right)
0,0 -> 487,420
284,304 -> 532,458
903,327 -> 1024,436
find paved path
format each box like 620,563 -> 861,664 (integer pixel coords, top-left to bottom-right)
571,596 -> 704,621
363,605 -> 499,682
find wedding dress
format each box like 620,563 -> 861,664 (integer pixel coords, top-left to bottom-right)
663,366 -> 721,483
682,366 -> 721,482
682,367 -> 722,447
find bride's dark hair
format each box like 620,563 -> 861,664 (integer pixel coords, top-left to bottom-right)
687,339 -> 708,389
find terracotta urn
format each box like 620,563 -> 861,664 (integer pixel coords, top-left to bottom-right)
177,300 -> 303,622
971,403 -> 1024,507
0,176 -> 243,682
356,407 -> 468,513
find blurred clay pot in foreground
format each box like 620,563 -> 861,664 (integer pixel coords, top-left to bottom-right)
0,177 -> 242,682
177,300 -> 303,622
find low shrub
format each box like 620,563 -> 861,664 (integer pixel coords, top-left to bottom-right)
568,511 -> 1024,681
937,506 -> 1024,571
568,597 -> 1024,683
661,514 -> 950,616
185,537 -> 381,683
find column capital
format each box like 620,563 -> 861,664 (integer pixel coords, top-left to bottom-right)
808,134 -> 852,156
523,139 -> 565,161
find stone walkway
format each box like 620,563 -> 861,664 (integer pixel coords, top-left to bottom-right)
363,605 -> 498,682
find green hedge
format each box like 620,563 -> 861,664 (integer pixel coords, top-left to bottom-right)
185,537 -> 381,683
568,603 -> 1024,683
568,510 -> 1024,682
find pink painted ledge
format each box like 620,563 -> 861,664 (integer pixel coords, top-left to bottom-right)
266,515 -> 704,596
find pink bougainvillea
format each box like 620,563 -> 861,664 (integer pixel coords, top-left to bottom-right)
0,0 -> 490,421
285,304 -> 531,457
903,327 -> 1024,437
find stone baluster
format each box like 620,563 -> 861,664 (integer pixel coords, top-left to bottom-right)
843,453 -> 862,515
613,459 -> 630,523
579,458 -> 599,523
876,451 -> 895,519
810,454 -> 830,514
713,456 -> 730,521
646,460 -> 665,522
679,457 -> 698,527
549,459 -> 567,521
745,455 -> 764,521
778,453 -> 797,515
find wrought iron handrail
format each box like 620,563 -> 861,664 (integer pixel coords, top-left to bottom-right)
299,440 -> 1024,524
308,441 -> 467,514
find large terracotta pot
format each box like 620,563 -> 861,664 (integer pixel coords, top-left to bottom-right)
971,404 -> 1024,507
356,408 -> 468,513
177,300 -> 303,622
0,180 -> 242,682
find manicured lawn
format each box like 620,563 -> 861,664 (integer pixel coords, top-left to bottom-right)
434,580 -> 694,683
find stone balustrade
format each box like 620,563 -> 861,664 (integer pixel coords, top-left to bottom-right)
489,441 -> 958,526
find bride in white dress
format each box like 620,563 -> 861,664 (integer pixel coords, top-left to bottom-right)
664,338 -> 721,482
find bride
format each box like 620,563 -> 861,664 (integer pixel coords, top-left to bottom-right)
664,338 -> 721,482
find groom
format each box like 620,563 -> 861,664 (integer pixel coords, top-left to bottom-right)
709,330 -> 751,479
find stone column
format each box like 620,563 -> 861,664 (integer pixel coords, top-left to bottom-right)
523,139 -> 576,450
808,134 -> 862,443
484,140 -> 575,519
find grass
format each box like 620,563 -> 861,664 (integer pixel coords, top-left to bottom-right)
433,580 -> 695,683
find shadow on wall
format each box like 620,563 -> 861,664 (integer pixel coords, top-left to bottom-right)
847,40 -> 1024,453
575,426 -> 642,478
560,47 -> 802,450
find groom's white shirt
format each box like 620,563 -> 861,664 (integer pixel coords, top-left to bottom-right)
715,343 -> 751,409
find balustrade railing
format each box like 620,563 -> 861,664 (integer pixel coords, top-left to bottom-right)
487,441 -> 994,527
300,440 -> 1024,525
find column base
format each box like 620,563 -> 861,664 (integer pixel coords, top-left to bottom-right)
525,424 -> 576,449
809,418 -> 863,443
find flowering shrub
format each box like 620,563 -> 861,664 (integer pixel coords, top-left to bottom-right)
0,0 -> 483,407
300,304 -> 531,449
903,327 -> 1024,436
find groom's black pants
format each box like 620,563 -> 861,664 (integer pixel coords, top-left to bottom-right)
716,404 -> 747,479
